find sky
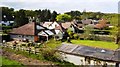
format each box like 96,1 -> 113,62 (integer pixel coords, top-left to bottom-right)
0,0 -> 120,13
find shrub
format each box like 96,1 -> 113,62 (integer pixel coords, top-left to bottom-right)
41,49 -> 60,62
73,34 -> 78,39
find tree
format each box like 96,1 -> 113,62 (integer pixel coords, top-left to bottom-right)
14,9 -> 28,27
56,14 -> 71,22
2,7 -> 15,21
51,11 -> 58,21
83,25 -> 94,40
67,28 -> 74,39
65,11 -> 81,20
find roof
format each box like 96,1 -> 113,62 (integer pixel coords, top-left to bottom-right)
10,22 -> 36,35
57,43 -> 120,63
61,22 -> 72,29
38,30 -> 54,36
55,25 -> 63,32
43,22 -> 60,29
95,24 -> 104,29
42,22 -> 53,28
81,19 -> 92,24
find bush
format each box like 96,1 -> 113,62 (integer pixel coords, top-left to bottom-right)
2,35 -> 10,42
73,34 -> 78,39
41,49 -> 61,62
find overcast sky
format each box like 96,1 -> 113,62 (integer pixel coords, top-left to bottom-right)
0,0 -> 119,13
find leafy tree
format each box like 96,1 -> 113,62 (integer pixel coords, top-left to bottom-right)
67,28 -> 74,39
2,7 -> 15,21
14,9 -> 28,27
25,10 -> 37,17
37,9 -> 52,22
56,14 -> 71,22
83,25 -> 94,40
65,11 -> 81,20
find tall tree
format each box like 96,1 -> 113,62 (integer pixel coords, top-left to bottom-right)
2,7 -> 15,21
14,9 -> 28,27
65,11 -> 81,20
51,11 -> 57,21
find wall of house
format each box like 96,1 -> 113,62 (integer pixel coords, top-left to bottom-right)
55,30 -> 63,40
60,53 -> 116,65
10,34 -> 34,41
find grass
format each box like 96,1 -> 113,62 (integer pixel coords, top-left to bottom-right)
0,56 -> 23,66
71,40 -> 118,50
45,39 -> 62,49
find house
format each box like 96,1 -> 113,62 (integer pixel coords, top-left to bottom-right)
81,19 -> 93,25
42,22 -> 59,30
38,30 -> 54,41
92,20 -> 99,25
42,22 -> 63,40
9,22 -> 47,42
60,22 -> 76,33
56,43 -> 120,66
94,19 -> 108,29
54,26 -> 63,40
0,21 -> 14,26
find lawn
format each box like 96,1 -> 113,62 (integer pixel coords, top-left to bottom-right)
0,56 -> 23,66
71,40 -> 118,50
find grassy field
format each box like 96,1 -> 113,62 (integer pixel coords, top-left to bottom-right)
71,40 -> 118,50
0,56 -> 23,66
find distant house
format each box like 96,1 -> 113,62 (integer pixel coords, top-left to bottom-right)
54,26 -> 63,40
60,22 -> 75,33
92,20 -> 99,25
94,19 -> 108,29
81,19 -> 93,25
9,22 -> 47,42
57,43 -> 120,66
42,22 -> 59,30
0,21 -> 14,26
43,22 -> 63,40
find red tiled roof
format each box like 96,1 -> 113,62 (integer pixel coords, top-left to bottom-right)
10,22 -> 36,35
95,24 -> 104,29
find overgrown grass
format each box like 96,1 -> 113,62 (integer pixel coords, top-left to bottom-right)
2,40 -> 75,66
3,47 -> 45,61
71,40 -> 118,50
0,56 -> 23,66
45,39 -> 62,49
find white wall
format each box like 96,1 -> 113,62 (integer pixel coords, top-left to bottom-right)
60,53 -> 116,65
